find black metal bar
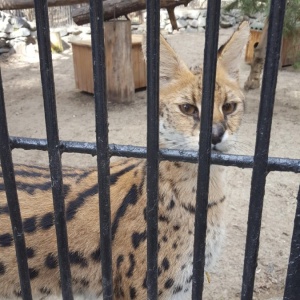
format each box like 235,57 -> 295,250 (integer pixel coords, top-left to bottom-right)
9,137 -> 300,173
241,1 -> 287,299
192,0 -> 221,298
89,1 -> 113,299
0,71 -> 33,299
33,1 -> 73,299
146,0 -> 160,298
284,185 -> 300,300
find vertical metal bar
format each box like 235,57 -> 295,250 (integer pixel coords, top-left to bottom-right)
192,1 -> 221,299
241,1 -> 286,299
33,1 -> 73,299
89,1 -> 113,299
146,0 -> 160,298
0,70 -> 33,299
283,185 -> 300,300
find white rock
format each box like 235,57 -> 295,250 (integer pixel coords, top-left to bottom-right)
27,21 -> 36,31
187,10 -> 201,20
0,22 -> 13,33
9,28 -> 31,39
198,16 -> 206,28
164,24 -> 173,34
189,19 -> 199,28
177,19 -> 188,29
81,26 -> 91,34
58,28 -> 69,37
67,27 -> 82,35
186,26 -> 198,33
30,31 -> 37,38
160,21 -> 166,29
200,9 -> 207,17
10,16 -> 30,29
11,41 -> 26,55
0,32 -> 8,38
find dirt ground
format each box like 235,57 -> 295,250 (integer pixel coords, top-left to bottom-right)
1,28 -> 299,299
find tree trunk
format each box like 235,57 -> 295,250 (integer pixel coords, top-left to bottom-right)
72,0 -> 192,25
244,17 -> 269,90
0,0 -> 88,10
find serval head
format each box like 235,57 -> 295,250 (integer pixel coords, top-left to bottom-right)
144,21 -> 250,153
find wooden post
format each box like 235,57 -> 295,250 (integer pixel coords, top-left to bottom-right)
244,18 -> 269,91
104,20 -> 135,103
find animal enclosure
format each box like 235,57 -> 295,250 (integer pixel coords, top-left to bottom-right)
0,0 -> 299,300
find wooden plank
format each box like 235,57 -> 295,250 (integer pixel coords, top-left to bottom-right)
71,42 -> 93,93
104,20 -> 135,103
131,34 -> 146,89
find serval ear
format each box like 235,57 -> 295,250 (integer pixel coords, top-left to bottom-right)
217,21 -> 250,81
142,34 -> 191,87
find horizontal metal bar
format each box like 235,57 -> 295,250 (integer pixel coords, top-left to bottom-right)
10,137 -> 300,173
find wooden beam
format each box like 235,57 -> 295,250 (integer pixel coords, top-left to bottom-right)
72,0 -> 192,25
0,0 -> 88,10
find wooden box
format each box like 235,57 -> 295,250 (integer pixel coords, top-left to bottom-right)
245,29 -> 300,67
71,32 -> 147,97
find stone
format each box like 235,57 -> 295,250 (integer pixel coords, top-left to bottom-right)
137,24 -> 146,32
220,20 -> 232,28
165,24 -> 173,34
12,41 -> 26,55
198,16 -> 206,28
56,28 -> 68,37
81,26 -> 91,34
189,19 -> 199,28
0,32 -> 8,38
160,10 -> 168,21
220,15 -> 236,28
30,31 -> 37,38
67,27 -> 82,35
175,11 -> 185,20
0,47 -> 10,54
186,26 -> 198,33
179,28 -> 186,33
10,16 -> 31,30
200,9 -> 207,17
160,21 -> 166,29
177,19 -> 188,29
0,39 -> 7,48
187,10 -> 201,20
27,21 -> 36,31
0,22 -> 14,34
9,28 -> 31,39
131,24 -> 139,31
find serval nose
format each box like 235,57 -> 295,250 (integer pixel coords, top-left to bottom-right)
211,123 -> 225,145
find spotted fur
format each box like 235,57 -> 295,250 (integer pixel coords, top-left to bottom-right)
0,22 -> 249,299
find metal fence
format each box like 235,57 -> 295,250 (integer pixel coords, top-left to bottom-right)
0,0 -> 299,299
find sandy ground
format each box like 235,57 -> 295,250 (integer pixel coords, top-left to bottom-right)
1,28 -> 299,299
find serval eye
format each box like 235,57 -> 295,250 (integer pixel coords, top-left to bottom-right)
222,102 -> 237,115
179,104 -> 198,117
